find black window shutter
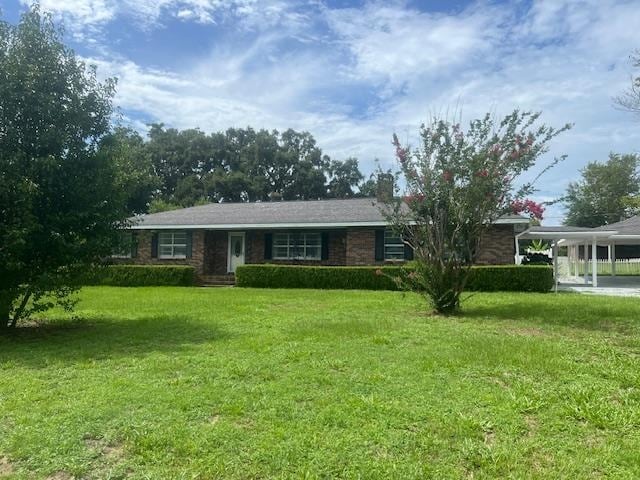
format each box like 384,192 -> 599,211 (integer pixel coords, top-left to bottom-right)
131,232 -> 138,258
321,232 -> 329,260
404,242 -> 414,261
151,232 -> 158,258
186,231 -> 193,259
264,233 -> 273,260
375,230 -> 385,261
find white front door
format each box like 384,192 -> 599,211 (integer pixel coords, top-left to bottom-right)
228,232 -> 245,273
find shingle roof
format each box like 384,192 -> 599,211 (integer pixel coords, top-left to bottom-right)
133,198 -> 391,228
595,216 -> 640,235
130,198 -> 530,229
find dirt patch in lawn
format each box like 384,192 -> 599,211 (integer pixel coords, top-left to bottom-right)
525,415 -> 538,438
46,472 -> 74,480
0,456 -> 15,477
82,436 -> 127,478
506,326 -> 548,338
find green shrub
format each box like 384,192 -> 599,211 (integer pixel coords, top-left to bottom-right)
236,264 -> 553,293
84,265 -> 195,287
466,265 -> 554,292
236,265 -> 400,290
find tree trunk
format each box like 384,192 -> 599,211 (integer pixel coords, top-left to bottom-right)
9,288 -> 33,328
0,290 -> 15,330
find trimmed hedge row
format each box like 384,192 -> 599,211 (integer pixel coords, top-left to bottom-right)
84,265 -> 196,287
235,264 -> 553,292
237,265 -> 401,290
465,265 -> 553,292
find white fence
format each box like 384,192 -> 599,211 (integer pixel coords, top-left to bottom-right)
560,257 -> 640,277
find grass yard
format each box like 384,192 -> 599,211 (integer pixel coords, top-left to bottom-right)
1,287 -> 640,479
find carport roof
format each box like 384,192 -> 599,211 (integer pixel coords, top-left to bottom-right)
517,215 -> 640,243
595,216 -> 640,236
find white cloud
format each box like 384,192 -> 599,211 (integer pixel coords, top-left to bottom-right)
19,0 -> 316,39
20,0 -> 640,224
324,1 -> 507,91
26,0 -> 116,40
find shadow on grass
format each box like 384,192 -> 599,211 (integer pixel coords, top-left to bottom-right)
461,293 -> 640,333
0,315 -> 230,367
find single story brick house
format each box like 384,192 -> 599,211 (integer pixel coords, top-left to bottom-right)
120,198 -> 529,283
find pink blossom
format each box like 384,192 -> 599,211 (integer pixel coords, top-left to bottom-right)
392,133 -> 409,163
490,144 -> 503,156
511,199 -> 545,221
404,194 -> 425,204
476,169 -> 489,178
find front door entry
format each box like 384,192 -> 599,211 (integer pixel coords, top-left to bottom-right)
228,232 -> 245,273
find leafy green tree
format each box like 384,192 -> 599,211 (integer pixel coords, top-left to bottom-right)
148,198 -> 182,213
145,125 -> 352,204
147,124 -> 214,200
327,158 -> 364,198
0,7 -> 128,329
563,153 -> 640,227
357,166 -> 395,198
174,175 -> 206,207
386,111 -> 569,315
99,127 -> 159,213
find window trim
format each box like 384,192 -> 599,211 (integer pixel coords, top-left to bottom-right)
384,229 -> 405,261
158,231 -> 188,260
272,231 -> 322,261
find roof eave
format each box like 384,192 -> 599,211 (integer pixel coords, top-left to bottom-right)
129,221 -> 393,230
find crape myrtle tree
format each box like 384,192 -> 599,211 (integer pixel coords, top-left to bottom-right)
614,50 -> 640,115
0,7 -> 130,329
385,111 -> 570,315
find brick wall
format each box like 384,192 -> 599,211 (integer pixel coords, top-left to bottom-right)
204,231 -> 228,275
132,230 -> 206,276
126,225 -> 516,277
345,228 -> 378,265
475,225 -> 516,265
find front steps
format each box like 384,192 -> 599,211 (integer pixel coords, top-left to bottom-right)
200,274 -> 236,287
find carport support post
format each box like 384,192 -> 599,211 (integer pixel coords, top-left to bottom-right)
611,241 -> 616,277
552,242 -> 559,292
592,237 -> 598,287
584,241 -> 589,284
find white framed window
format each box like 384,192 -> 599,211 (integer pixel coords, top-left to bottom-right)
158,231 -> 188,259
384,230 -> 405,260
273,232 -> 322,260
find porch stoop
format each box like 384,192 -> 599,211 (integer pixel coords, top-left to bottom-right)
200,274 -> 236,287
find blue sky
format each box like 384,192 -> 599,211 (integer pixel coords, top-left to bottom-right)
3,0 -> 640,224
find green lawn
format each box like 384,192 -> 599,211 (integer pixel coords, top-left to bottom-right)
1,287 -> 640,479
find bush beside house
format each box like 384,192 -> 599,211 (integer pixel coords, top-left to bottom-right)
236,264 -> 553,292
85,265 -> 196,286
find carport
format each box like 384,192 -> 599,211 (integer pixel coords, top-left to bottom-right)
515,216 -> 640,289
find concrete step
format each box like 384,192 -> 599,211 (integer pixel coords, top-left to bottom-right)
200,274 -> 236,287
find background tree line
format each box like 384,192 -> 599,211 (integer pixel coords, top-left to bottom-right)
109,125 -> 384,215
562,153 -> 640,227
